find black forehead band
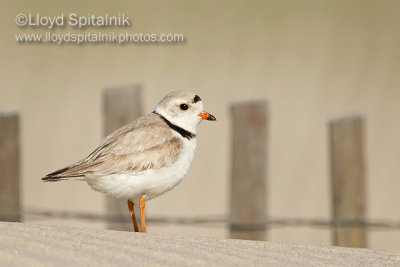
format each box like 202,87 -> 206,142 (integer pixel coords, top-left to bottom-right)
193,95 -> 202,103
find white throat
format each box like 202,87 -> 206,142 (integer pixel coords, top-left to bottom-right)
154,105 -> 201,135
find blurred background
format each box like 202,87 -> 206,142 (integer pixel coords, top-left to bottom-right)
1,0 -> 400,250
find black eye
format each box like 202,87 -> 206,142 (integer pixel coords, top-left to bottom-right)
179,104 -> 189,110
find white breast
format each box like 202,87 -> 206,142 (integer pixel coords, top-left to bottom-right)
85,136 -> 197,202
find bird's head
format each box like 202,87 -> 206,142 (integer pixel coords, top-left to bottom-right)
154,90 -> 216,134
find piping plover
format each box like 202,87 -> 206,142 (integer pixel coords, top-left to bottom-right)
42,90 -> 216,232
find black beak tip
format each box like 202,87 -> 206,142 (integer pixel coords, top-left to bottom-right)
207,114 -> 217,121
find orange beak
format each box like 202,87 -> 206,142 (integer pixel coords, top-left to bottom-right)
198,111 -> 216,121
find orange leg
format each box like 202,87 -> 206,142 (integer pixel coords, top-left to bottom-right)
127,200 -> 139,232
139,195 -> 147,233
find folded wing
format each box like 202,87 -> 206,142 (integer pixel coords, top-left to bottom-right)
42,113 -> 182,181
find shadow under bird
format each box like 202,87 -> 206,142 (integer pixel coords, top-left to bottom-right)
42,90 -> 216,232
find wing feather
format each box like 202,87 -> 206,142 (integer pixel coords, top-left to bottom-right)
43,113 -> 182,180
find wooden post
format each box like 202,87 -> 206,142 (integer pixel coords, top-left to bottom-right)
230,101 -> 268,241
329,116 -> 367,248
103,85 -> 142,231
0,111 -> 20,222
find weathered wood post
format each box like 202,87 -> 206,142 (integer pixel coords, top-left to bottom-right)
0,111 -> 20,222
329,116 -> 367,248
230,101 -> 268,241
103,85 -> 142,231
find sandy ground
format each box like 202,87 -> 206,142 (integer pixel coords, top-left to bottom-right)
0,222 -> 399,266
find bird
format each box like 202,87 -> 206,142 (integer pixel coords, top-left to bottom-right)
42,90 -> 216,233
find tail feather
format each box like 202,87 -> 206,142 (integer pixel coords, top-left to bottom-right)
42,166 -> 84,182
42,175 -> 84,182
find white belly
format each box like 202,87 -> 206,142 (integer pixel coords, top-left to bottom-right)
84,138 -> 196,202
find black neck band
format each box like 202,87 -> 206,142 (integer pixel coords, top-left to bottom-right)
154,111 -> 196,140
